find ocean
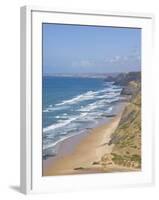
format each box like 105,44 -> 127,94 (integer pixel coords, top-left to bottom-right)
42,76 -> 122,159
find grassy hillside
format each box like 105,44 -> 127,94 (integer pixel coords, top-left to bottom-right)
101,72 -> 141,169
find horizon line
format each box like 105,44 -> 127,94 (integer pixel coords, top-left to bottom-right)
43,70 -> 141,75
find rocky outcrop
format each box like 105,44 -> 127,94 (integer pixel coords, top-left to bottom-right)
121,80 -> 141,97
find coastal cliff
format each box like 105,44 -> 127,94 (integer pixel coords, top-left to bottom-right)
104,71 -> 141,86
101,72 -> 141,169
43,72 -> 142,175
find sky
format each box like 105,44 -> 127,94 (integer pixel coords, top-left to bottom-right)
43,23 -> 141,74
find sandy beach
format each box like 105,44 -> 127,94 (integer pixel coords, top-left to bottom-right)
43,103 -> 138,176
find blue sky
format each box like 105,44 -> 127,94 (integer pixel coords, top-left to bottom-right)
43,23 -> 141,74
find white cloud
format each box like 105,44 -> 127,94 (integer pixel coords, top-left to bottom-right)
107,54 -> 140,65
71,53 -> 140,69
109,55 -> 121,63
72,60 -> 94,67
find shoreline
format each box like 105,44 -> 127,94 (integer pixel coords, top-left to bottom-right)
43,102 -> 138,176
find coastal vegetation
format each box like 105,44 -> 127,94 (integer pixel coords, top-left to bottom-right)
101,71 -> 141,169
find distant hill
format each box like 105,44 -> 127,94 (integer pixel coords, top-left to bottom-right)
104,71 -> 141,86
44,72 -> 119,79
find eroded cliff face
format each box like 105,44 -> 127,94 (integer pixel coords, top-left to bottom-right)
101,72 -> 141,169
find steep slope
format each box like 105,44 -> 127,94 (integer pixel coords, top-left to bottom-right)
101,72 -> 141,169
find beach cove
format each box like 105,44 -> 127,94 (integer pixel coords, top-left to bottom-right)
43,72 -> 141,176
43,104 -> 124,175
43,103 -> 139,176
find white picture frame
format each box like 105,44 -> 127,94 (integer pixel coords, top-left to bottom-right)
20,5 -> 154,194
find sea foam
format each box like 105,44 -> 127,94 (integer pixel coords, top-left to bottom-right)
42,80 -> 123,159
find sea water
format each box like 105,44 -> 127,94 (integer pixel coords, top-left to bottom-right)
42,76 -> 122,159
